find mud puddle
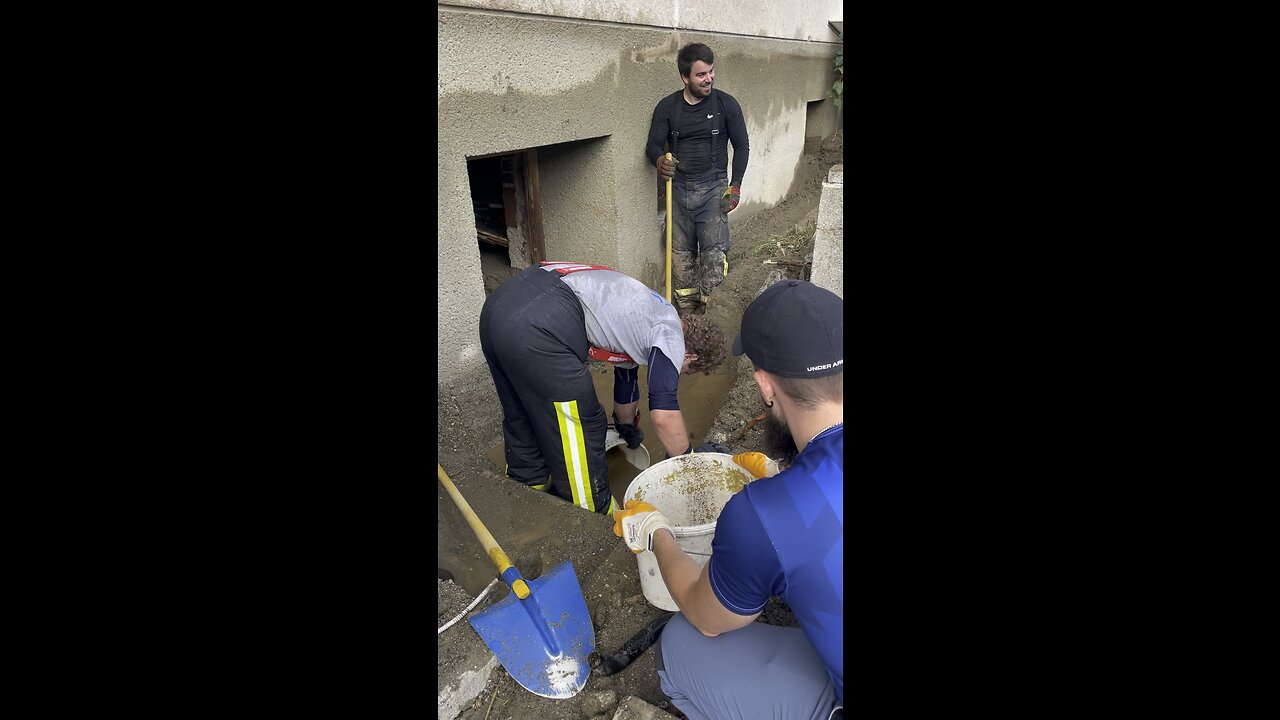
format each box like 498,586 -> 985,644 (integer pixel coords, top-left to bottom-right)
482,444 -> 644,513
482,366 -> 733,505
440,449 -> 566,598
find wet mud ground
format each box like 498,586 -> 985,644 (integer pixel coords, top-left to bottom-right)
439,140 -> 842,719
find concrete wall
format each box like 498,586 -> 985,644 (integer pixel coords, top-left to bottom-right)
438,3 -> 842,389
539,136 -> 620,265
809,164 -> 844,299
443,0 -> 843,42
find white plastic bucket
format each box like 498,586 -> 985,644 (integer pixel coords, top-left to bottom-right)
622,453 -> 755,611
605,428 -> 651,472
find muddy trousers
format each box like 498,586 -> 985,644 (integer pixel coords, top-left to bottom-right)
478,266 -> 614,514
663,171 -> 729,307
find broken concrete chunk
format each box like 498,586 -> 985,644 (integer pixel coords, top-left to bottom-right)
436,655 -> 497,720
437,579 -> 499,720
611,695 -> 680,720
580,689 -> 618,716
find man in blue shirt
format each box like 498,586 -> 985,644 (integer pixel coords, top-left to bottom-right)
614,280 -> 843,719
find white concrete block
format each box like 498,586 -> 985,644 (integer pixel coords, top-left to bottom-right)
816,181 -> 843,231
810,171 -> 844,299
437,655 -> 498,720
810,229 -> 843,299
611,695 -> 680,720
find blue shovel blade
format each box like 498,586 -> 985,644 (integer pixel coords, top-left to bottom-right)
468,560 -> 595,699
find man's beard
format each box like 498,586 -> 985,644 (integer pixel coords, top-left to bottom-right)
763,409 -> 799,467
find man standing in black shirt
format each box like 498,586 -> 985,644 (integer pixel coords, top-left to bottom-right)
645,43 -> 750,314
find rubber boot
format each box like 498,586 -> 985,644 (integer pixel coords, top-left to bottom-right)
675,288 -> 701,315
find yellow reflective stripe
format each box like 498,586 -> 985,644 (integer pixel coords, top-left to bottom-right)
608,496 -> 618,515
531,483 -> 548,491
555,400 -> 594,510
675,287 -> 699,297
722,255 -> 728,276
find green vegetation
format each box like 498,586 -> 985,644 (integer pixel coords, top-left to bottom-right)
747,220 -> 816,259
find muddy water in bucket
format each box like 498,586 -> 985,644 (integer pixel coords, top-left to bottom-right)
592,365 -> 733,501
624,453 -> 755,611
605,446 -> 644,506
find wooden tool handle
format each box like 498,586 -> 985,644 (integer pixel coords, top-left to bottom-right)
437,464 -> 528,597
665,151 -> 673,303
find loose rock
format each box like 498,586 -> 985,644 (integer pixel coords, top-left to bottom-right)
611,695 -> 681,720
580,689 -> 618,716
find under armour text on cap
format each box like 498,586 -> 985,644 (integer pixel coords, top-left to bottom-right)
731,280 -> 843,378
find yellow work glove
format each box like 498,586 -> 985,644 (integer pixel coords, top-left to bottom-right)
732,452 -> 780,479
612,500 -> 672,553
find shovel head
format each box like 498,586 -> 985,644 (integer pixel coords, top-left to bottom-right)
468,560 -> 595,699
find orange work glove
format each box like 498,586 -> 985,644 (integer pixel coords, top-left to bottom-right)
732,452 -> 780,479
612,500 -> 672,553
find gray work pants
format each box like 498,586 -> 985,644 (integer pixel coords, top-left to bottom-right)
656,614 -> 841,720
661,171 -> 729,305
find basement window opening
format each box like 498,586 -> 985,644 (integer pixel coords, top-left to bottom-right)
466,150 -> 545,295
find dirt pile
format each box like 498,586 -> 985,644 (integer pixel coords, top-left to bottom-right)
701,144 -> 842,454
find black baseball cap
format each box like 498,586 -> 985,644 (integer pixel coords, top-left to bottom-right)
731,280 -> 843,378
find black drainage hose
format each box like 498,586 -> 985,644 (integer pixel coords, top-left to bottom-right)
593,611 -> 676,676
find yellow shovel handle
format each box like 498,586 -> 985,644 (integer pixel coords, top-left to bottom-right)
665,151 -> 673,304
437,464 -> 529,598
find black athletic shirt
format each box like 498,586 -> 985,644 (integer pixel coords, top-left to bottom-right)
645,89 -> 750,186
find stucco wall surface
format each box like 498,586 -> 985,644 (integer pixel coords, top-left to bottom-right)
679,0 -> 842,42
441,0 -> 843,41
438,8 -> 840,387
539,136 -> 620,265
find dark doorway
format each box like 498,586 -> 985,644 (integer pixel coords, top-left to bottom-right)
466,149 -> 546,294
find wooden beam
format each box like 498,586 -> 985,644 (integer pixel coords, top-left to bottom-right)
502,183 -> 517,228
477,227 -> 509,247
524,149 -> 545,264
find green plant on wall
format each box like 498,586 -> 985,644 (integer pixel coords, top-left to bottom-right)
829,30 -> 843,108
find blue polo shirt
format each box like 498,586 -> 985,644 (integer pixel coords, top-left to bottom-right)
708,425 -> 844,702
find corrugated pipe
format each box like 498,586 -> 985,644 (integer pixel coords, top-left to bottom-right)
437,578 -> 500,635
